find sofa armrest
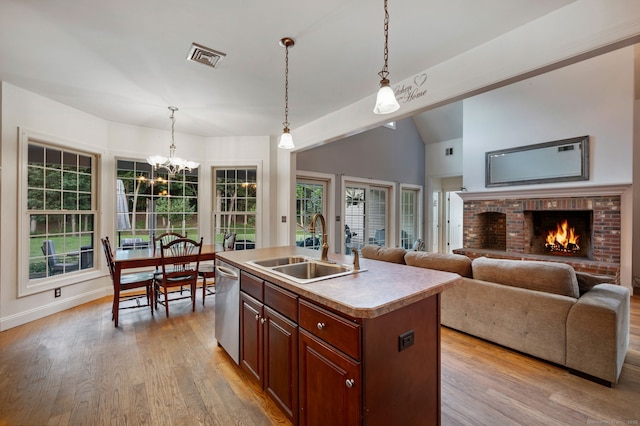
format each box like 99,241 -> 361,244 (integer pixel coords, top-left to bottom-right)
566,284 -> 630,385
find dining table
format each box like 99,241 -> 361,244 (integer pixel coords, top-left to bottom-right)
113,244 -> 216,285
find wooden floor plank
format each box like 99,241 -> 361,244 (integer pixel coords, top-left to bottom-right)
0,293 -> 638,425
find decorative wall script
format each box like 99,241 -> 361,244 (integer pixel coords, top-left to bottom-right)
393,73 -> 428,104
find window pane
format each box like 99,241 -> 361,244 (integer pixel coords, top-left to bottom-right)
63,151 -> 78,171
28,189 -> 44,210
400,188 -> 418,249
63,192 -> 77,210
63,171 -> 78,191
78,155 -> 92,174
45,190 -> 61,210
78,193 -> 92,211
27,143 -> 96,280
28,166 -> 44,187
213,167 -> 257,250
115,160 -> 199,248
345,186 -> 366,252
295,181 -> 324,250
345,184 -> 389,253
45,148 -> 62,169
28,144 -> 45,166
45,169 -> 62,190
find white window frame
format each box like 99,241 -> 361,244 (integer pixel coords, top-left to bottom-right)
341,176 -> 396,252
296,171 -> 335,251
399,183 -> 423,249
18,128 -> 102,297
115,158 -> 200,249
211,162 -> 263,249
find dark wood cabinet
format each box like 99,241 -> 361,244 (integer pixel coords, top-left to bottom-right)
240,272 -> 299,424
264,306 -> 298,421
240,291 -> 263,382
299,329 -> 361,426
239,266 -> 442,426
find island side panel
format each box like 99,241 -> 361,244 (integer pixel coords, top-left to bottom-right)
362,294 -> 440,426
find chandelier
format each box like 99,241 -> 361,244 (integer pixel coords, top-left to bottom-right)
373,0 -> 400,115
146,106 -> 199,176
278,37 -> 295,149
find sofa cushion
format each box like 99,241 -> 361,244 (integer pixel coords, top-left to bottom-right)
575,271 -> 617,295
472,257 -> 580,299
361,245 -> 407,264
404,251 -> 472,278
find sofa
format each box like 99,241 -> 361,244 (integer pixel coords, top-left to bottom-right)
362,245 -> 630,386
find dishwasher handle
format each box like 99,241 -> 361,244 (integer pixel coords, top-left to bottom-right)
216,265 -> 239,280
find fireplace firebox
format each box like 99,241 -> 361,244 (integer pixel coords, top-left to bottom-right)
524,210 -> 592,259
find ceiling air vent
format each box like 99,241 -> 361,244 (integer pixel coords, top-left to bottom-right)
186,43 -> 226,69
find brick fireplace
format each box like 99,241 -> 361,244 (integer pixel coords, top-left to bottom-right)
454,187 -> 626,281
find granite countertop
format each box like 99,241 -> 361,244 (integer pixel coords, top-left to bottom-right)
215,246 -> 461,319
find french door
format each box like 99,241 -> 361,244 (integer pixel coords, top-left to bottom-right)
343,181 -> 390,253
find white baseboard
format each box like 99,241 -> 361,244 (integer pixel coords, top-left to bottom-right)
0,288 -> 109,331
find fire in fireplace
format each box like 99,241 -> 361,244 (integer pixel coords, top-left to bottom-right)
545,219 -> 580,254
523,210 -> 592,259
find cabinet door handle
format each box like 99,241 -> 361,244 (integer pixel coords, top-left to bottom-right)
260,317 -> 266,324
345,379 -> 355,388
255,314 -> 259,321
317,322 -> 326,330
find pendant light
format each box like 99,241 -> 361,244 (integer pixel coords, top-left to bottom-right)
146,106 -> 199,176
373,0 -> 400,115
278,37 -> 295,149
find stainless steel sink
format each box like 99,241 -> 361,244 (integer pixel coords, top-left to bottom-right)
272,262 -> 351,280
251,256 -> 310,268
246,256 -> 365,284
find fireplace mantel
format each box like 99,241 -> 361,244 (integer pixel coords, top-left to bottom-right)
457,183 -> 630,201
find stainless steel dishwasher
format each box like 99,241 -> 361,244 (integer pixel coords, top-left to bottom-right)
214,259 -> 240,364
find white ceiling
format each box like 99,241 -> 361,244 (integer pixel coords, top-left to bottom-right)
0,0 -> 576,138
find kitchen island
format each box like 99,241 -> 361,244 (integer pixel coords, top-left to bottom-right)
215,246 -> 460,426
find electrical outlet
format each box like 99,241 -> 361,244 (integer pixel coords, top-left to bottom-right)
54,288 -> 61,298
398,330 -> 415,352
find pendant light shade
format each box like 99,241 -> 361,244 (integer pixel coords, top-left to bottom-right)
278,128 -> 295,149
373,78 -> 400,114
373,0 -> 400,115
278,37 -> 295,150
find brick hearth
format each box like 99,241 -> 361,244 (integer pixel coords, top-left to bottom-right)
454,194 -> 621,281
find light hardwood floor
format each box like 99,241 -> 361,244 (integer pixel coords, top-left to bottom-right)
1,293 -> 638,425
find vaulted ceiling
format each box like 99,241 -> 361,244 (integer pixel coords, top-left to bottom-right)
0,1 -> 576,138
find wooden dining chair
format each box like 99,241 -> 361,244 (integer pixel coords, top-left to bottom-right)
152,231 -> 187,285
101,236 -> 154,327
156,237 -> 203,317
152,232 -> 186,254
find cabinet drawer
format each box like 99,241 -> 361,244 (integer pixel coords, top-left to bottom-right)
265,281 -> 298,322
299,299 -> 361,360
241,271 -> 264,301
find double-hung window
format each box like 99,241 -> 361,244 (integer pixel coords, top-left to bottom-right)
22,131 -> 98,295
115,159 -> 199,249
213,167 -> 257,250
